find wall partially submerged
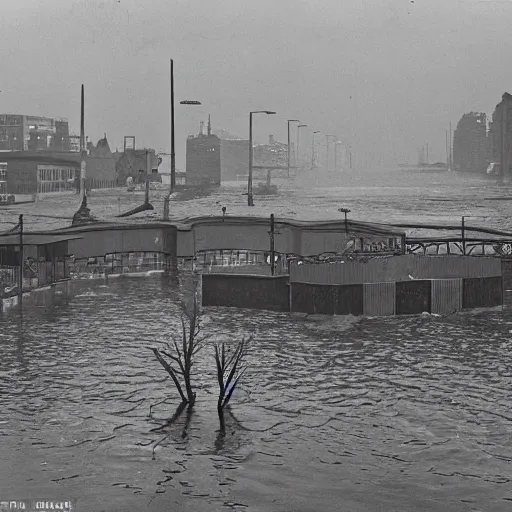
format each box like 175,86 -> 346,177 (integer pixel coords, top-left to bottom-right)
202,254 -> 504,316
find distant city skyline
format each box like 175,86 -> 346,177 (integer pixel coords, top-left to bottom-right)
2,0 -> 512,170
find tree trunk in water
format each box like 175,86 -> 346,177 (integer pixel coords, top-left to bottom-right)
218,405 -> 225,433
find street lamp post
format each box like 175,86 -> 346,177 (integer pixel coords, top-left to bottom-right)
297,124 -> 307,169
287,119 -> 299,178
338,207 -> 351,236
311,131 -> 320,171
163,59 -> 202,220
334,141 -> 341,171
248,110 -> 276,206
325,134 -> 335,172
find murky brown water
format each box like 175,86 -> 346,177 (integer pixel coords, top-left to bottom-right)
1,277 -> 512,511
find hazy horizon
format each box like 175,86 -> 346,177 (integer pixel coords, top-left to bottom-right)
1,0 -> 511,170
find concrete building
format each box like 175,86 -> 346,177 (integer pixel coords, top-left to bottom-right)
0,114 -> 71,152
115,148 -> 160,186
0,136 -> 117,195
219,138 -> 249,181
452,112 -> 488,173
186,118 -> 221,186
487,93 -> 512,179
185,119 -> 293,185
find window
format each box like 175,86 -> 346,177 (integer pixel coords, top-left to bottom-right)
0,129 -> 7,142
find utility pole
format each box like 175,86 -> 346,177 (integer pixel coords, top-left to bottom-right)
461,216 -> 466,255
248,112 -> 254,206
248,110 -> 275,206
297,124 -> 307,170
163,59 -> 176,221
145,149 -> 150,204
446,130 -> 449,168
326,137 -> 329,171
311,131 -> 320,170
449,122 -> 452,171
80,84 -> 86,197
18,214 -> 23,309
170,59 -> 176,194
270,213 -> 275,276
501,97 -> 508,182
287,120 -> 299,178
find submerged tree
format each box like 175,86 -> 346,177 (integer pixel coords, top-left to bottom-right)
214,338 -> 250,432
151,292 -> 209,410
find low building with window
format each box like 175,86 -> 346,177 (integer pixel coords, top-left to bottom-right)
0,136 -> 117,195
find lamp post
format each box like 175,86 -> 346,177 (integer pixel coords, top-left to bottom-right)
311,131 -> 320,171
163,61 -> 201,220
338,207 -> 351,236
334,141 -> 341,171
325,134 -> 335,172
163,59 -> 202,220
297,124 -> 307,169
248,110 -> 276,206
80,84 -> 86,198
287,119 -> 299,178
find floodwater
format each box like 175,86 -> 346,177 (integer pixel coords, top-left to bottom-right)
2,277 -> 512,511
2,168 -> 512,237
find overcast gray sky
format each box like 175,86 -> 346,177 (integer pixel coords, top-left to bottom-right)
1,0 -> 511,170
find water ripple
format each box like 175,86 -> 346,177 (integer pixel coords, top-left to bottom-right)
1,277 -> 512,510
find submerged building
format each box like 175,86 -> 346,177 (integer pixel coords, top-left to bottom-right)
0,135 -> 117,195
186,117 -> 222,186
452,112 -> 488,174
185,118 -> 293,185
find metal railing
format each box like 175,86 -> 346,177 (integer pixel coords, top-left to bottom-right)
0,259 -> 71,299
406,238 -> 512,256
70,251 -> 167,278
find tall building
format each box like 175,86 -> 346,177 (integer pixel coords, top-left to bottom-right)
0,114 -> 71,152
186,116 -> 221,186
487,93 -> 512,178
186,120 -> 294,185
452,112 -> 488,174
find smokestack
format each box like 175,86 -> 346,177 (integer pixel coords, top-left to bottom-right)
207,114 -> 211,136
80,84 -> 85,152
200,121 -> 204,135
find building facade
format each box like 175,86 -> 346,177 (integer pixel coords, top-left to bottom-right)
115,148 -> 160,186
186,132 -> 221,186
487,93 -> 512,179
452,112 -> 488,173
0,115 -> 71,152
0,136 -> 117,195
185,120 -> 292,185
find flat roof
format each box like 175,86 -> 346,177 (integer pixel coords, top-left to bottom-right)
0,234 -> 83,246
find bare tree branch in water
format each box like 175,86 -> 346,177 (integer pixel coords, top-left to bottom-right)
150,291 -> 209,411
214,338 -> 250,433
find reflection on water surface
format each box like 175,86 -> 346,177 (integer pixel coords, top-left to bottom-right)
1,277 -> 512,511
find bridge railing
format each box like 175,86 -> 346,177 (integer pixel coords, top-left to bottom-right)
406,238 -> 512,257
